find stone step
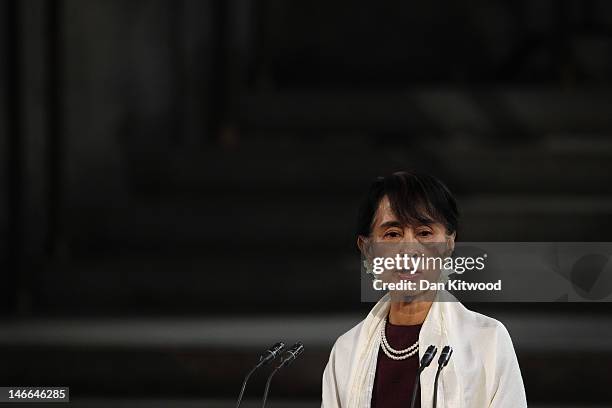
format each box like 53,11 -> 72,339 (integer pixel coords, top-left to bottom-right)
128,141 -> 612,195
67,195 -> 612,254
14,400 -> 609,408
237,90 -> 612,135
0,314 -> 611,404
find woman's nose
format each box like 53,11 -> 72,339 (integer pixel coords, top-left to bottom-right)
401,230 -> 419,243
399,231 -> 422,255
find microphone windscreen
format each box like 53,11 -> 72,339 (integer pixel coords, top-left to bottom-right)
260,342 -> 286,365
421,345 -> 438,367
438,345 -> 453,367
282,342 -> 305,366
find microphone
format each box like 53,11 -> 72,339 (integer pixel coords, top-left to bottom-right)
409,345 -> 437,408
433,346 -> 453,408
261,342 -> 305,408
235,342 -> 285,408
278,341 -> 305,368
259,342 -> 286,366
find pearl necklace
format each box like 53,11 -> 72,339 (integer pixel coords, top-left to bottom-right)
379,318 -> 419,360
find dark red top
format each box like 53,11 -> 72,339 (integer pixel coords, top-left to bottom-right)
371,320 -> 423,408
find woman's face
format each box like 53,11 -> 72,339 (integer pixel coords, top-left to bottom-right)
359,196 -> 455,299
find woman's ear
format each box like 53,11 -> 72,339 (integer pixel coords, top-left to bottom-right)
446,231 -> 456,254
357,235 -> 367,253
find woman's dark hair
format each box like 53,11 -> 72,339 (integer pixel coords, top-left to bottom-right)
356,171 -> 459,237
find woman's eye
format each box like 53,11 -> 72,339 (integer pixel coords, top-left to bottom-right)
383,231 -> 401,239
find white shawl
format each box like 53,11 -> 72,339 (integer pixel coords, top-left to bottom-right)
321,290 -> 527,407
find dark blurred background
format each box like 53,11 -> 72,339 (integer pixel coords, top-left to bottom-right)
1,0 -> 612,407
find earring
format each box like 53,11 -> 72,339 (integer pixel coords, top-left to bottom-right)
363,259 -> 372,274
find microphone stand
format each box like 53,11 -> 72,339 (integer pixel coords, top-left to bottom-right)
261,365 -> 282,408
432,367 -> 442,408
235,342 -> 285,408
432,346 -> 453,408
236,363 -> 260,408
261,342 -> 304,408
410,345 -> 437,408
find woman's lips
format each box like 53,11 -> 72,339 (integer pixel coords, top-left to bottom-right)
395,269 -> 422,280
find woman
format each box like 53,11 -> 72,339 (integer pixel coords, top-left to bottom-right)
321,172 -> 527,407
